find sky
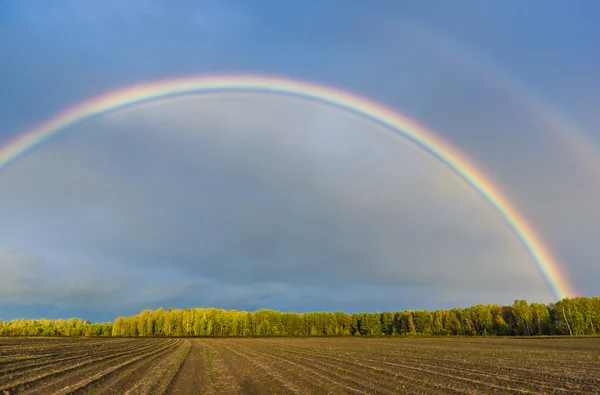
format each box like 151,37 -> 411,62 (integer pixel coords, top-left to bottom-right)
0,1 -> 599,322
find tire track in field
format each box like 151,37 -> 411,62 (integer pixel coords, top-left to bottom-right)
0,339 -> 117,362
126,339 -> 192,395
0,341 -> 145,374
1,338 -> 598,394
365,339 -> 600,393
261,341 -> 561,394
218,341 -> 327,394
251,341 -> 510,395
28,339 -> 179,395
311,347 -> 556,394
167,339 -> 216,395
216,341 -> 307,394
202,341 -> 244,394
0,339 -> 137,377
24,339 -> 177,395
0,338 -> 127,358
62,339 -> 184,394
242,341 -> 453,395
375,344 -> 600,387
324,340 -> 599,393
366,338 -> 600,379
382,354 -> 593,393
248,340 -> 439,394
0,339 -> 168,394
229,341 -> 367,394
0,339 -> 161,387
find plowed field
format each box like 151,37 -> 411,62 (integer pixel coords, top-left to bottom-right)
1,337 -> 599,394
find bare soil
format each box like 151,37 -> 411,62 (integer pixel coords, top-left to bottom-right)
1,337 -> 599,394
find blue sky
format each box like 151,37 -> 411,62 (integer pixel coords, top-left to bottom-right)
1,1 -> 599,322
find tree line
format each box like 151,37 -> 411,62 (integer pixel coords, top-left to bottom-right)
1,296 -> 598,337
0,318 -> 112,337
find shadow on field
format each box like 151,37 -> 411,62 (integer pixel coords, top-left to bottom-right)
240,375 -> 260,394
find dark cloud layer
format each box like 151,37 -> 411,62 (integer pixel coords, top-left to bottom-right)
0,95 -> 552,320
1,1 -> 598,321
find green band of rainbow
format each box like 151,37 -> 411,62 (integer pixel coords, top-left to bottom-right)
0,75 -> 575,300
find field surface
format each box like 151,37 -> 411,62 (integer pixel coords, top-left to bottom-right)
0,337 -> 599,394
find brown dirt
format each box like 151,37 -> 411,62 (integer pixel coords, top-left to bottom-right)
167,339 -> 216,395
0,337 -> 599,394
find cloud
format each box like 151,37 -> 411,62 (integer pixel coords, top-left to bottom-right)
0,244 -> 125,308
340,14 -> 600,298
1,1 -> 598,322
0,93 -> 554,319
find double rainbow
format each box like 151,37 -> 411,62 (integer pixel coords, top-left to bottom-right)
0,75 -> 575,300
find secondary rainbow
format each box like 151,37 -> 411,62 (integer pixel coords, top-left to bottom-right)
0,74 -> 576,300
411,24 -> 600,179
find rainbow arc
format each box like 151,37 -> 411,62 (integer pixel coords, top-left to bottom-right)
0,75 -> 576,300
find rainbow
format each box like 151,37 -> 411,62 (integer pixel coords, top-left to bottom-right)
411,23 -> 600,179
0,74 -> 576,300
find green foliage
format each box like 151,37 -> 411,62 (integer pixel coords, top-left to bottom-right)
2,297 -> 599,337
0,317 -> 112,337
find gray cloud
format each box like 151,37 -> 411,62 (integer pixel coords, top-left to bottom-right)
342,16 -> 600,298
0,244 -> 125,309
2,1 -> 598,320
0,94 -> 553,318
